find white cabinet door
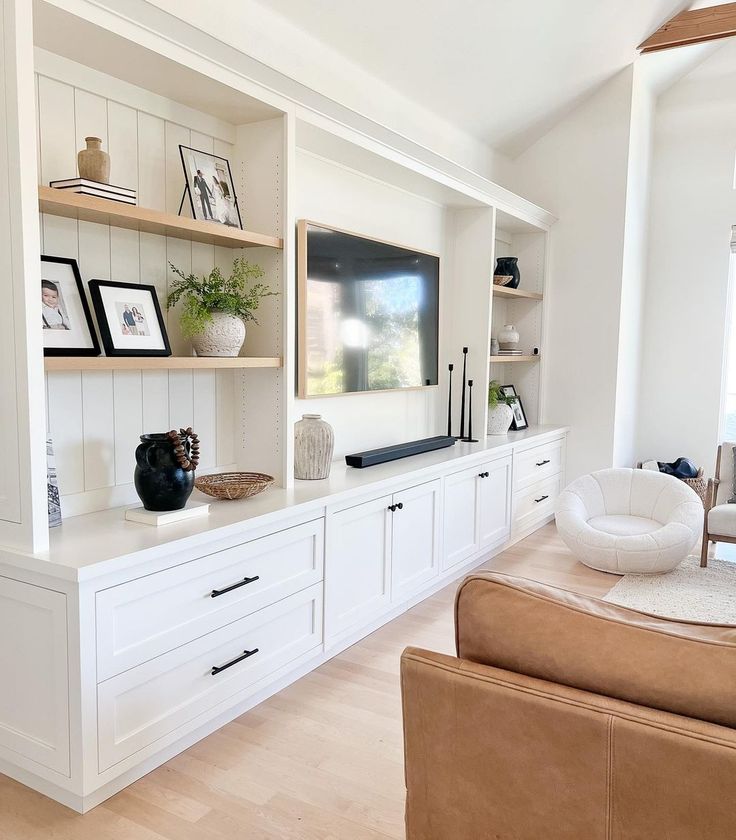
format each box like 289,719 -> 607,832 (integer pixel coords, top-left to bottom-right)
478,456 -> 512,549
442,466 -> 480,571
325,495 -> 392,640
391,479 -> 441,603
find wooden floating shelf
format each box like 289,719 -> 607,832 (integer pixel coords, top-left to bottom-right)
44,356 -> 283,372
489,355 -> 540,363
492,286 -> 543,301
38,187 -> 283,250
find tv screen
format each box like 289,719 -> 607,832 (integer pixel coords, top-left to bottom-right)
297,221 -> 440,397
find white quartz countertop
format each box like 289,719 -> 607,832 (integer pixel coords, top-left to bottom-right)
0,426 -> 567,583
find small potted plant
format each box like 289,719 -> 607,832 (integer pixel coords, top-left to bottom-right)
487,380 -> 516,435
166,257 -> 276,357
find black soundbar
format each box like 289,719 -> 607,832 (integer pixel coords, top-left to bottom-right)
345,435 -> 456,468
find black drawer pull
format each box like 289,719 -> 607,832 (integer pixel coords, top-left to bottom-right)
211,647 -> 259,675
534,495 -> 550,504
396,501 -> 404,510
536,459 -> 551,467
210,575 -> 260,598
388,503 -> 396,512
478,471 -> 489,478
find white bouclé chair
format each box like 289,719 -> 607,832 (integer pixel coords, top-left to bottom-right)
555,468 -> 703,575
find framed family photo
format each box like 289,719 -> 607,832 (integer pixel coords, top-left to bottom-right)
501,384 -> 529,431
88,280 -> 171,357
41,255 -> 100,356
178,145 -> 242,229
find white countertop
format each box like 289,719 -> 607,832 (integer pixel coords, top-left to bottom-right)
0,426 -> 567,583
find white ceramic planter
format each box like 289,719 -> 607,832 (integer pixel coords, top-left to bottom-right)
294,414 -> 334,480
191,312 -> 246,357
487,403 -> 514,435
498,324 -> 520,350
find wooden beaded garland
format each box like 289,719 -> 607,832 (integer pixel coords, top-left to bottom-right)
167,427 -> 200,472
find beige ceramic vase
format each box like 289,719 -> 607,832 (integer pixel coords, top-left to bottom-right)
77,136 -> 110,184
294,414 -> 334,480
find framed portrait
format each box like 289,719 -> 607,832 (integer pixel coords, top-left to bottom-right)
501,385 -> 529,431
88,280 -> 171,357
41,255 -> 100,356
178,145 -> 242,229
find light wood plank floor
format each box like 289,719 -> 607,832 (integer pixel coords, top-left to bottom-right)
0,524 -> 614,839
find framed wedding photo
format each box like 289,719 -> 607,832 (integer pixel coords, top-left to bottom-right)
501,384 -> 529,431
88,280 -> 171,357
178,145 -> 242,229
41,255 -> 100,357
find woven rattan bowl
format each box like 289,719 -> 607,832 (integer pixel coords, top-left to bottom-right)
195,472 -> 274,501
493,274 -> 514,287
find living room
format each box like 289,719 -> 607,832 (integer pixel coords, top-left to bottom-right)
1,0 -> 735,837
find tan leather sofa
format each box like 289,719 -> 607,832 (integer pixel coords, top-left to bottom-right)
401,572 -> 736,839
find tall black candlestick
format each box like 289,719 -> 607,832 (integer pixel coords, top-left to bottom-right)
447,364 -> 454,437
462,378 -> 479,443
458,347 -> 468,439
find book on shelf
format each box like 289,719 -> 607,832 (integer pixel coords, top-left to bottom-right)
497,349 -> 524,355
49,178 -> 137,204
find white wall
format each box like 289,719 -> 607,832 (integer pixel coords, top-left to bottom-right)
294,150 -> 444,458
637,42 -> 736,475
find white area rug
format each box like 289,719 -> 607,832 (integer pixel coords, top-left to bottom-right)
603,555 -> 736,623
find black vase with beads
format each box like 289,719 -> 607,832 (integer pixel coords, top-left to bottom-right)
134,429 -> 199,511
494,257 -> 521,289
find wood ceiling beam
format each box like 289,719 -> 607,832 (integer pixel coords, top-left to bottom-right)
638,3 -> 736,53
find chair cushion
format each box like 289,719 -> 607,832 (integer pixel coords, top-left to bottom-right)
456,572 -> 736,729
587,514 -> 661,536
708,504 -> 736,537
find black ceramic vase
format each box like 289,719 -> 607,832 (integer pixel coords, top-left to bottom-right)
494,257 -> 521,289
134,433 -> 195,511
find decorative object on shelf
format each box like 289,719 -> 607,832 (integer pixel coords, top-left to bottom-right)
46,436 -> 61,528
501,384 -> 529,430
446,363 -> 454,437
195,471 -> 274,500
494,257 -> 520,289
41,255 -> 100,357
458,346 -> 469,439
134,428 -> 199,511
294,414 -> 335,480
345,435 -> 455,468
50,178 -> 136,205
178,145 -> 242,228
487,379 -> 516,436
490,338 -> 500,356
498,324 -> 520,351
166,258 -> 275,357
461,379 -> 479,443
492,274 -> 514,287
77,136 -> 110,184
89,279 -> 171,357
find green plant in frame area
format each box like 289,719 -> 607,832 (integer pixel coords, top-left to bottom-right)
165,257 -> 277,337
488,379 -> 516,408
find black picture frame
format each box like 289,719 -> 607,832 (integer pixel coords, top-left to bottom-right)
501,385 -> 529,431
41,255 -> 100,357
178,144 -> 243,229
88,279 -> 171,357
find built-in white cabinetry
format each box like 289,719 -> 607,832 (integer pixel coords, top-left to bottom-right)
511,438 -> 565,538
390,479 -> 442,604
478,457 -> 513,549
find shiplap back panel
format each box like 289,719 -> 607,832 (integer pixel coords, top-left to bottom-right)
36,68 -> 239,517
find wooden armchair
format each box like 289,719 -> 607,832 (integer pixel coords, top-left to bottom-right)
701,442 -> 736,567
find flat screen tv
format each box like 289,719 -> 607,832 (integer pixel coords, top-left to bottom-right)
297,220 -> 440,398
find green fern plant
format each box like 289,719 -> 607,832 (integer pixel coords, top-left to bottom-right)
166,258 -> 277,338
488,379 -> 516,409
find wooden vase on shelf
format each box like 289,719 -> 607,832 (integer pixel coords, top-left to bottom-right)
77,136 -> 110,184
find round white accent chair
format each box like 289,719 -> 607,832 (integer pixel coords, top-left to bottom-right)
555,468 -> 703,575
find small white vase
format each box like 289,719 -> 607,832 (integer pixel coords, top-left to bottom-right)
487,403 -> 514,435
498,324 -> 520,351
191,312 -> 246,357
294,414 -> 334,480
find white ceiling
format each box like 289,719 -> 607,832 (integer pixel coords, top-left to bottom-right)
255,0 -> 691,156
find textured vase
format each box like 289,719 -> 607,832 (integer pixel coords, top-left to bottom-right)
77,136 -> 110,184
294,414 -> 334,480
134,433 -> 194,511
494,257 -> 521,289
487,403 -> 514,435
498,324 -> 520,350
191,312 -> 246,357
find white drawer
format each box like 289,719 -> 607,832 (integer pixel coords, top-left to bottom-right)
97,583 -> 323,771
96,518 -> 324,680
512,474 -> 562,534
513,438 -> 564,490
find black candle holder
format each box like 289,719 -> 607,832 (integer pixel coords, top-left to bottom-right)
447,363 -> 454,437
461,379 -> 478,443
458,347 -> 468,440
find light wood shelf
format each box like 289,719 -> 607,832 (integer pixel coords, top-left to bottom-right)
489,355 -> 540,363
38,187 -> 283,250
492,286 -> 543,301
44,356 -> 283,372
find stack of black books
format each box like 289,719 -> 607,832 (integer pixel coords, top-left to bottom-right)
50,178 -> 137,206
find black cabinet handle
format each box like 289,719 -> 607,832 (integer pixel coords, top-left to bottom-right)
536,459 -> 551,467
478,471 -> 489,478
210,575 -> 260,598
396,502 -> 404,510
211,647 -> 259,676
534,495 -> 550,504
388,503 -> 397,512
